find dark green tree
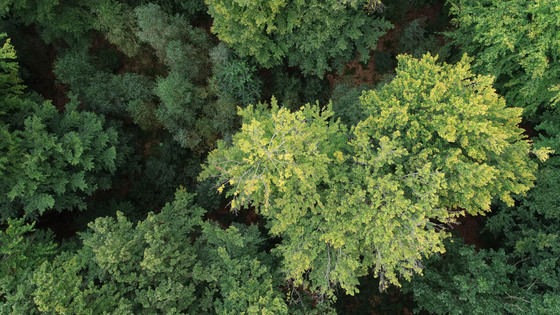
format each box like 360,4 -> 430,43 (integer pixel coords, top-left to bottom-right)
0,0 -> 95,43
398,19 -> 449,61
1,35 -> 126,219
206,0 -> 392,77
54,43 -> 156,120
0,0 -> 142,46
329,82 -> 368,127
403,238 -> 520,314
92,0 -> 141,57
209,43 -> 262,106
135,3 -> 238,153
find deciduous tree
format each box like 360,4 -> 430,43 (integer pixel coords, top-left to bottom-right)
200,53 -> 539,298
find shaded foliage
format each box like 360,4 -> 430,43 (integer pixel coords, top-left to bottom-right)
206,0 -> 392,77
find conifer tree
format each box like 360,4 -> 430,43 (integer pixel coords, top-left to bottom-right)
31,190 -> 292,314
0,218 -> 58,314
446,0 -> 560,117
1,35 -> 125,219
205,0 -> 392,77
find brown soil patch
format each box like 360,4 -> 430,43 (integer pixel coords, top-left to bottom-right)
453,214 -> 485,250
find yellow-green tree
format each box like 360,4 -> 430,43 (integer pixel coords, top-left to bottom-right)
360,53 -> 540,215
200,54 -> 539,298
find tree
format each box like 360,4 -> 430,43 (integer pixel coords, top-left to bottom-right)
329,82 -> 369,127
205,0 -> 392,77
0,0 -> 95,43
1,35 -> 126,219
0,218 -> 58,314
1,98 -> 125,219
406,153 -> 560,314
358,53 -> 539,216
92,0 -> 141,57
209,43 -> 263,107
481,133 -> 560,314
446,0 -> 560,118
397,19 -> 449,61
403,238 -> 521,314
125,0 -> 206,20
134,3 -> 239,153
54,43 -> 156,119
31,189 -> 291,314
199,53 -> 539,298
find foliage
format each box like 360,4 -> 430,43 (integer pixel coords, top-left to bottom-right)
154,70 -> 208,149
92,0 -> 141,57
398,19 -> 449,61
264,67 -> 330,111
483,157 -> 560,314
360,53 -> 538,216
128,135 -> 201,211
381,0 -> 438,21
1,38 -> 126,219
0,218 -> 57,314
206,0 -> 392,77
200,53 -> 539,299
31,189 -> 290,314
373,50 -> 394,74
408,151 -> 560,314
135,3 -> 212,79
329,82 -> 368,127
403,238 -> 519,314
0,34 -> 23,96
209,43 -> 262,106
54,43 -> 156,120
0,0 -> 96,43
3,0 -> 559,312
134,4 -> 240,153
0,0 -> 141,45
200,98 -> 448,297
130,0 -> 206,20
406,91 -> 560,314
446,0 -> 560,118
1,98 -> 122,219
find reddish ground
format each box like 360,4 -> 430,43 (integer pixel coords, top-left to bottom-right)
453,214 -> 485,250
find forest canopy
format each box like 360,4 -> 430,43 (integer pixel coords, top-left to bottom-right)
0,0 -> 558,313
